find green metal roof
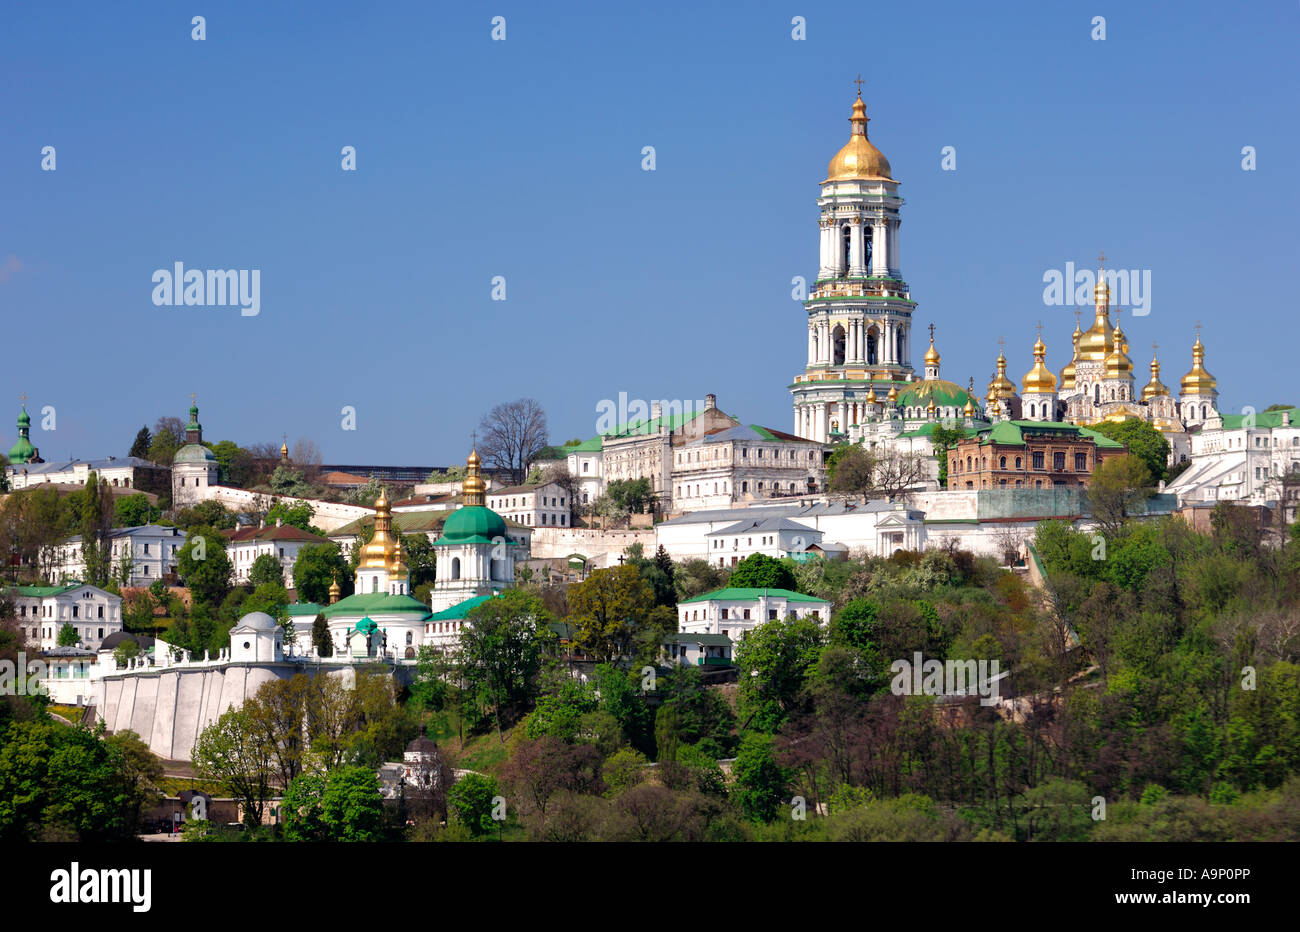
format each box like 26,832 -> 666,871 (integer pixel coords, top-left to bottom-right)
10,583 -> 85,598
896,380 -> 977,409
434,505 -> 508,546
285,602 -> 325,617
665,632 -> 734,647
321,592 -> 431,619
975,420 -> 1125,449
428,593 -> 500,620
1218,407 -> 1298,430
679,587 -> 828,604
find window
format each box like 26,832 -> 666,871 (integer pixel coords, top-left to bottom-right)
768,609 -> 778,620
721,608 -> 728,620
143,544 -> 150,555
1075,452 -> 1087,471
1033,452 -> 1045,470
1016,457 -> 1022,469
451,557 -> 461,580
999,456 -> 1006,469
1053,452 -> 1065,471
97,606 -> 103,618
743,609 -> 751,620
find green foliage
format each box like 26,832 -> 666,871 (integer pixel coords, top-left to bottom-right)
447,773 -> 501,836
566,564 -> 656,664
173,500 -> 237,531
176,527 -> 233,610
266,501 -> 315,532
735,614 -> 825,731
292,543 -> 350,604
727,553 -> 798,591
56,623 -> 80,647
459,590 -> 554,738
606,478 -> 654,513
1088,419 -> 1172,483
247,553 -> 284,588
113,493 -> 160,528
128,426 -> 151,459
732,733 -> 790,823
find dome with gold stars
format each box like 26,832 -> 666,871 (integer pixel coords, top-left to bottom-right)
1180,337 -> 1217,395
826,93 -> 892,182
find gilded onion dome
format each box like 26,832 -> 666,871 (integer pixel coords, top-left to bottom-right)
388,532 -> 407,576
926,397 -> 936,417
963,396 -> 977,418
1142,353 -> 1170,401
1059,321 -> 1082,392
1180,337 -> 1217,395
886,384 -> 898,405
462,449 -> 488,505
1022,335 -> 1058,394
359,488 -> 400,569
1077,267 -> 1115,362
988,351 -> 1016,400
328,576 -> 341,605
1104,323 -> 1133,379
826,92 -> 892,182
865,385 -> 878,404
924,336 -> 941,367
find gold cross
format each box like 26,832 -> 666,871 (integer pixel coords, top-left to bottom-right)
854,74 -> 864,96
997,336 -> 1006,353
1074,308 -> 1082,327
18,391 -> 27,405
928,322 -> 935,343
190,392 -> 197,406
1097,250 -> 1106,268
1035,319 -> 1043,338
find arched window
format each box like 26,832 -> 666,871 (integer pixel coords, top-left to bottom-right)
999,456 -> 1006,469
867,330 -> 878,365
1016,457 -> 1022,469
832,325 -> 846,366
406,631 -> 413,645
371,577 -> 378,593
842,226 -> 852,272
451,557 -> 461,580
1094,384 -> 1100,404
863,224 -> 873,269
966,456 -> 972,470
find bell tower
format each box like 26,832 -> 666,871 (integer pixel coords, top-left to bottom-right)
793,80 -> 915,443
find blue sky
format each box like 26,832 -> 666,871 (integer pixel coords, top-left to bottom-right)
3,0 -> 1297,465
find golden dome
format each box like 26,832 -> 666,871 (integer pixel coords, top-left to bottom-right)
924,334 -> 941,367
826,94 -> 893,182
963,396 -> 976,418
1059,322 -> 1082,391
462,449 -> 487,506
988,352 -> 1016,400
328,576 -> 341,605
1104,324 -> 1133,379
865,385 -> 878,404
1142,354 -> 1170,401
1077,263 -> 1115,362
1022,335 -> 1058,394
280,441 -> 289,457
1103,406 -> 1139,423
925,397 -> 936,417
388,532 -> 407,576
359,487 -> 400,570
886,383 -> 898,404
1180,337 -> 1217,395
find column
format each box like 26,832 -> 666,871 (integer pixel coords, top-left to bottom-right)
849,220 -> 862,275
807,326 -> 815,367
873,219 -> 888,276
883,321 -> 893,364
891,219 -> 901,277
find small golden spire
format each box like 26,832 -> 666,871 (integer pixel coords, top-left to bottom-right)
328,575 -> 341,605
462,449 -> 487,506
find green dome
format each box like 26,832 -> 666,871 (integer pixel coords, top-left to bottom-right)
8,437 -> 35,464
896,379 -> 976,412
438,505 -> 507,544
174,442 -> 216,464
16,408 -> 30,428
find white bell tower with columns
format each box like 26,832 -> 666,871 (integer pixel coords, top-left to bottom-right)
792,80 -> 916,444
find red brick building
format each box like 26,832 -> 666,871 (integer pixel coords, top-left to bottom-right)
946,420 -> 1126,490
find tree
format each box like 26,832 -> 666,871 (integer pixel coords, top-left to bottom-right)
607,478 -> 654,514
735,615 -> 825,731
269,467 -> 313,498
478,398 -> 550,484
732,732 -> 790,823
674,558 -> 727,601
728,553 -> 798,591
77,473 -> 114,587
1089,419 -> 1172,483
147,416 -> 185,465
319,766 -> 386,841
173,500 -> 237,531
56,623 -> 80,647
175,527 -> 233,610
293,543 -> 350,604
459,590 -> 553,739
1088,454 -> 1153,539
827,444 -> 875,494
266,500 -> 315,532
128,426 -> 152,459
281,772 -> 328,841
192,707 -> 274,829
248,553 -> 284,588
447,773 -> 501,836
113,493 -> 159,529
104,730 -> 164,835
401,533 -> 436,589
311,613 -> 332,657
567,564 -> 656,664
210,440 -> 255,487
930,424 -> 967,487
